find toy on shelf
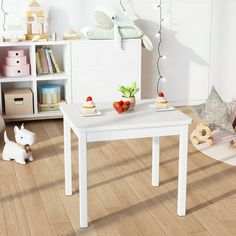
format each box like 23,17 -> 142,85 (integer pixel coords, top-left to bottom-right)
25,1 -> 47,41
63,30 -> 80,40
3,49 -> 30,77
3,25 -> 26,42
155,92 -> 169,109
81,6 -> 153,51
191,123 -> 213,146
2,124 -> 37,165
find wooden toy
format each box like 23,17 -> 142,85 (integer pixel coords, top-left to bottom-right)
191,123 -> 213,146
25,1 -> 47,41
2,124 -> 37,165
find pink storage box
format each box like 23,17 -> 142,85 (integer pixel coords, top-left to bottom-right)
7,50 -> 24,58
5,56 -> 27,66
3,64 -> 30,77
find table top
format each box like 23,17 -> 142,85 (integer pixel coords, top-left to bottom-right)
60,100 -> 192,132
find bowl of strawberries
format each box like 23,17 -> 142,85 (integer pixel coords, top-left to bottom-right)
113,100 -> 131,113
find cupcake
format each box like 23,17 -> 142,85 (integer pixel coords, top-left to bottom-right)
155,92 -> 169,109
81,96 -> 96,114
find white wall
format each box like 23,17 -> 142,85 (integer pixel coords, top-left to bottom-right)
210,0 -> 236,102
0,0 -> 234,104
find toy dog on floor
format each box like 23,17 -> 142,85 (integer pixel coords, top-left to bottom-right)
2,124 -> 37,165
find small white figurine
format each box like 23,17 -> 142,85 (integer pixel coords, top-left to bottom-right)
2,124 -> 37,165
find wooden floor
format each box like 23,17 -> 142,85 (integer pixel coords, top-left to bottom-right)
1,107 -> 236,236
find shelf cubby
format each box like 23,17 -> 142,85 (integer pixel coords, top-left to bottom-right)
0,40 -> 71,120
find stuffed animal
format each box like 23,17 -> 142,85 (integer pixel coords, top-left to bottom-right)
2,124 -> 37,165
191,123 -> 213,146
81,6 -> 153,51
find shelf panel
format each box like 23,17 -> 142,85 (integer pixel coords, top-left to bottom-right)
3,110 -> 62,120
0,40 -> 70,47
0,76 -> 34,83
36,73 -> 68,81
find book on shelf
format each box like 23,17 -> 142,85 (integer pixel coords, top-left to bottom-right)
48,48 -> 61,74
36,52 -> 43,75
44,48 -> 54,74
37,47 -> 49,74
36,46 -> 61,75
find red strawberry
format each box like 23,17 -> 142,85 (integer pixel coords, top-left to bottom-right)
158,92 -> 164,97
118,100 -> 124,106
113,102 -> 120,108
86,96 -> 92,101
116,106 -> 124,113
123,101 -> 130,111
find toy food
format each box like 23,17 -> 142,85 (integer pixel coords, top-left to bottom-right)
191,123 -> 213,146
155,92 -> 169,109
81,96 -> 96,114
113,100 -> 130,113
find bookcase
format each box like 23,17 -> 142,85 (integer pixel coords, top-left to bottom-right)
0,40 -> 71,121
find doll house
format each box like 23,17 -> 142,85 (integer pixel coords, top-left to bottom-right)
25,1 -> 47,41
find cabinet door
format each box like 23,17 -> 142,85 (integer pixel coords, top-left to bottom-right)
71,39 -> 141,103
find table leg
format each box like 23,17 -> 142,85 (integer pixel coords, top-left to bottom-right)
64,118 -> 72,196
152,137 -> 160,186
177,126 -> 189,216
79,132 -> 88,228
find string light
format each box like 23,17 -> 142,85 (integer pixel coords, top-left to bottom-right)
156,0 -> 165,93
1,0 -> 7,31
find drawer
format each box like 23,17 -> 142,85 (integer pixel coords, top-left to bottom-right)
3,64 -> 30,77
5,56 -> 27,66
7,50 -> 24,58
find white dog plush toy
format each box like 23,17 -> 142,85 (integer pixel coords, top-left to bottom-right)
2,124 -> 37,165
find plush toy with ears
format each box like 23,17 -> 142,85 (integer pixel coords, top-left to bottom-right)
2,124 -> 37,165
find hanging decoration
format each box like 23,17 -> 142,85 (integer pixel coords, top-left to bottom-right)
156,0 -> 166,93
1,0 -> 7,32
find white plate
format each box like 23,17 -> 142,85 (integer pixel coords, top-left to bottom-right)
149,104 -> 175,112
80,109 -> 102,117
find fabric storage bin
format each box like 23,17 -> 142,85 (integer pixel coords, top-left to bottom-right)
3,64 -> 30,77
5,56 -> 27,66
7,50 -> 24,58
4,88 -> 33,115
38,84 -> 61,104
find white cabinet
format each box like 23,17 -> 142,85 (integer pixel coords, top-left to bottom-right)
71,39 -> 142,103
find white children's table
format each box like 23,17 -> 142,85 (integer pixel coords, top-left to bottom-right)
60,100 -> 192,228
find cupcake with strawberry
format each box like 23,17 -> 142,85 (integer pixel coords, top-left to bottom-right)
81,96 -> 96,114
155,92 -> 169,109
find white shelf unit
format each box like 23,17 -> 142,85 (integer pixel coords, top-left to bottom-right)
0,40 -> 71,121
